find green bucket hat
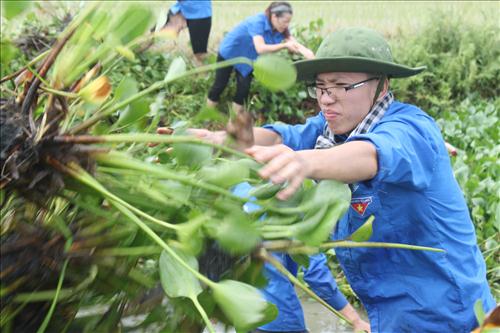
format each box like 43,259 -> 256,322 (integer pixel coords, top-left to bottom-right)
295,27 -> 426,82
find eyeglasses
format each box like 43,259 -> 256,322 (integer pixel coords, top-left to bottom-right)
307,77 -> 379,99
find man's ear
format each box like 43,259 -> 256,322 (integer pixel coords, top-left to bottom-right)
377,78 -> 390,101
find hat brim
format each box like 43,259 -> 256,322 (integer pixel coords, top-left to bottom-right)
294,56 -> 426,82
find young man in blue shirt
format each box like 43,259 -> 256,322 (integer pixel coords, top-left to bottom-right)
181,27 -> 496,332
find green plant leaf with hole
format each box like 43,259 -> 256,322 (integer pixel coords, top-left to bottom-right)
253,54 -> 297,91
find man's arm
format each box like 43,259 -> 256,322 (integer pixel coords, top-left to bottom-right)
246,140 -> 378,200
177,127 -> 282,146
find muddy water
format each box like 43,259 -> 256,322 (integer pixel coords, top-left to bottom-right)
301,296 -> 352,333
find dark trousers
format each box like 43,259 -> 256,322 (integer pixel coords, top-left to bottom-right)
207,54 -> 253,106
186,16 -> 211,54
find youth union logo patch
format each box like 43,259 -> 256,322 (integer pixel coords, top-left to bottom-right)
351,197 -> 373,216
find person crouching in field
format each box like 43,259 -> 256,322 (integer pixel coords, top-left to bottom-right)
206,1 -> 314,114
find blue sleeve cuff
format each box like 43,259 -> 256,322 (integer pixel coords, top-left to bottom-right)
323,288 -> 348,311
303,253 -> 349,311
263,113 -> 326,151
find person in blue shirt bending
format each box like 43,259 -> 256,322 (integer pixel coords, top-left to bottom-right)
207,1 -> 314,114
162,0 -> 212,65
176,27 -> 496,333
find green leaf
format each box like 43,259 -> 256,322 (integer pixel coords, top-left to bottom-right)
172,143 -> 213,168
2,1 -> 31,19
0,40 -> 19,67
212,280 -> 277,330
193,106 -> 228,123
117,98 -> 150,126
294,206 -> 329,242
473,298 -> 485,326
114,77 -> 138,102
350,215 -> 374,242
291,254 -> 310,269
249,182 -> 283,200
253,54 -> 297,91
165,57 -> 187,82
177,215 -> 206,255
159,248 -> 202,298
115,45 -> 135,61
214,213 -> 260,255
111,5 -> 153,45
301,201 -> 349,246
198,160 -> 250,188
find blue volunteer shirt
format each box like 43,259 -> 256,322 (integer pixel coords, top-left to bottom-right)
218,13 -> 286,77
232,182 -> 348,332
264,100 -> 496,332
170,0 -> 211,20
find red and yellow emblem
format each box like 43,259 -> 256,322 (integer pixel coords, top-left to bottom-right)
350,197 -> 373,216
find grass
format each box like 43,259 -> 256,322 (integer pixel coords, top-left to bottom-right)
17,1 -> 497,57
152,1 -> 499,56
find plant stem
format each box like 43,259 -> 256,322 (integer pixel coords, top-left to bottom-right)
93,151 -> 248,203
48,158 -> 180,231
41,86 -> 79,99
262,240 -> 445,253
257,248 -> 352,325
95,246 -> 162,257
54,133 -> 249,160
14,265 -> 98,303
68,57 -> 253,134
0,49 -> 50,84
61,162 -> 214,286
36,259 -> 69,333
191,295 -> 216,333
320,241 -> 445,252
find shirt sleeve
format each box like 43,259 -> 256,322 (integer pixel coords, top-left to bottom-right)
247,16 -> 266,37
170,2 -> 181,14
263,113 -> 326,151
302,253 -> 348,311
350,116 -> 439,190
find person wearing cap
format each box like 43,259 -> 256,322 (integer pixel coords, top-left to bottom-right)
206,1 -> 314,114
162,0 -> 212,65
180,27 -> 496,332
242,27 -> 496,332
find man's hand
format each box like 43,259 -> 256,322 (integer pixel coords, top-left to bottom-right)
339,303 -> 371,333
245,144 -> 311,200
156,127 -> 227,145
352,318 -> 371,333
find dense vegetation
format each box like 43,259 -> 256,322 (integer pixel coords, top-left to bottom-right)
1,2 -> 498,332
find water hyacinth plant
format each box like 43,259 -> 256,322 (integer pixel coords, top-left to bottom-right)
1,2 -> 443,332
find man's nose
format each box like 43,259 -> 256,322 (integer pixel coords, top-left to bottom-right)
319,90 -> 335,104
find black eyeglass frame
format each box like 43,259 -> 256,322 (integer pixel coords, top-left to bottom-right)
307,77 -> 380,99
